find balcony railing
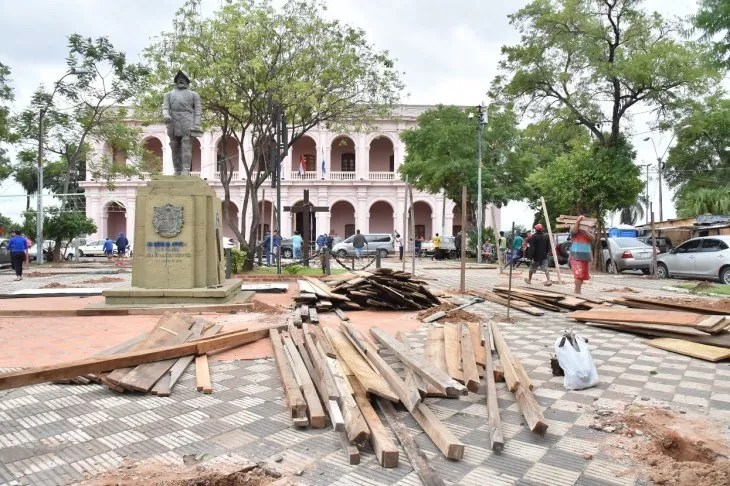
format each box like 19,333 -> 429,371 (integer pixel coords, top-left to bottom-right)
329,171 -> 356,181
288,171 -> 320,180
189,171 -> 201,178
368,171 -> 396,181
213,171 -> 240,180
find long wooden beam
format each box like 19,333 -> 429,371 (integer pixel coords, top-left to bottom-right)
0,302 -> 254,317
349,378 -> 399,468
269,329 -> 308,425
369,327 -> 467,397
0,328 -> 270,390
483,325 -> 504,452
459,323 -> 480,393
281,334 -> 326,429
488,321 -> 520,392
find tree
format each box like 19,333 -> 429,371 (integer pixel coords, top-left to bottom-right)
676,187 -> 730,217
694,0 -> 730,68
12,155 -> 38,211
663,93 -> 730,214
399,104 -> 530,227
0,61 -> 15,180
21,208 -> 96,256
142,0 -> 402,270
618,199 -> 646,225
494,0 -> 718,148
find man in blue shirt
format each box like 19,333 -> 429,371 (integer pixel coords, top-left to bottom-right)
103,238 -> 114,260
291,231 -> 303,260
7,230 -> 29,281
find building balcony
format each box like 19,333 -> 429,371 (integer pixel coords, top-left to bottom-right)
288,171 -> 320,180
329,171 -> 356,181
368,171 -> 396,181
213,171 -> 241,180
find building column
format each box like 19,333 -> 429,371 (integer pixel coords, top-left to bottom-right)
200,132 -> 213,179
126,199 -> 136,250
445,200 -> 455,236
395,192 -> 405,238
356,191 -> 369,234
162,135 -> 173,175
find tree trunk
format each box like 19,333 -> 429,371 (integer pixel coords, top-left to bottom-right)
242,179 -> 259,272
25,194 -> 30,211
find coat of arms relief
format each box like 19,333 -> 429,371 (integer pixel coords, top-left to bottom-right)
152,204 -> 184,237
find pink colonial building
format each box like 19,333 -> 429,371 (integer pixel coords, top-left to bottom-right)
81,105 -> 500,248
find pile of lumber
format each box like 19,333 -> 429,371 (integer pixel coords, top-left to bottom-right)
468,286 -> 602,315
326,269 -> 440,310
556,214 -> 597,234
569,308 -> 730,361
0,314 -> 272,392
612,295 -> 730,316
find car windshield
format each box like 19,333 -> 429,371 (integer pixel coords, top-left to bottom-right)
613,238 -> 649,248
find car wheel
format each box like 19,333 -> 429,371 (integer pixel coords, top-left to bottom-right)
721,266 -> 730,285
282,248 -> 293,259
656,263 -> 669,279
607,259 -> 617,274
337,250 -> 348,258
642,269 -> 651,275
78,250 -> 84,257
448,250 -> 458,259
377,249 -> 388,258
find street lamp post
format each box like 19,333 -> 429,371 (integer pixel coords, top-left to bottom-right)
471,104 -> 487,264
643,126 -> 689,224
36,67 -> 89,264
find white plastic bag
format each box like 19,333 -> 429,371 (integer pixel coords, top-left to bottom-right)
554,334 -> 599,390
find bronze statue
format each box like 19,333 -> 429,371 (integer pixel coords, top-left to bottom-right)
162,70 -> 202,176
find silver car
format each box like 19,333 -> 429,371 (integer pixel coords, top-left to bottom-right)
657,236 -> 730,284
332,233 -> 394,258
602,237 -> 656,274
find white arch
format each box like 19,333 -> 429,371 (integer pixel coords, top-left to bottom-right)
412,199 -> 435,214
328,133 -> 357,150
329,198 -> 357,210
141,134 -> 164,146
365,132 -> 397,147
367,199 -> 395,212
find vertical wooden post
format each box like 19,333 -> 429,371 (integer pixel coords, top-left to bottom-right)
507,221 -> 515,318
409,184 -> 416,275
540,196 -> 562,284
650,204 -> 657,278
491,205 -> 502,273
460,186 -> 467,293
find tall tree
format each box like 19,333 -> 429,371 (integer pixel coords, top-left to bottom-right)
663,92 -> 730,213
0,61 -> 15,181
676,187 -> 730,217
495,0 -> 717,148
694,0 -> 730,68
14,36 -> 148,258
142,0 -> 402,270
399,104 -> 529,227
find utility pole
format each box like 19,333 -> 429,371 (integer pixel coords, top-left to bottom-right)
402,176 -> 408,272
657,157 -> 664,223
650,203 -> 657,278
36,110 -> 44,265
476,104 -> 486,264
460,185 -> 467,292
643,164 -> 650,225
270,104 -> 288,275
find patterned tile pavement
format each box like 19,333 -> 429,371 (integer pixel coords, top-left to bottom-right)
0,262 -> 729,485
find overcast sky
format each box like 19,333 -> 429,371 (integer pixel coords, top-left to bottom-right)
0,0 -> 703,228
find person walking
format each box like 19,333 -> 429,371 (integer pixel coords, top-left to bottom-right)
316,233 -> 327,253
352,230 -> 366,259
415,233 -> 423,257
262,231 -> 272,265
116,232 -> 129,259
8,230 -> 29,281
291,231 -> 303,260
570,215 -> 594,295
498,231 -> 507,266
454,230 -> 462,259
394,233 -> 403,260
103,237 -> 114,260
525,224 -> 552,286
431,233 -> 441,260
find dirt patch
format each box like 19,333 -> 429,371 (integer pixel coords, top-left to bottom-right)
416,301 -> 482,322
79,277 -> 125,284
40,282 -> 79,289
492,314 -> 519,324
590,404 -> 730,485
83,461 -> 290,486
602,287 -> 639,293
249,300 -> 283,315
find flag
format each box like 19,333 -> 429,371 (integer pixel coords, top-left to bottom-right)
298,155 -> 305,176
321,159 -> 326,177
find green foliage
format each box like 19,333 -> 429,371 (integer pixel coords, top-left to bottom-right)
230,248 -> 247,274
285,264 -> 305,275
141,0 -> 403,264
529,137 -> 643,220
467,227 -> 495,251
0,61 -> 15,177
675,187 -> 730,217
0,213 -> 19,236
22,208 -> 96,257
695,0 -> 730,68
494,0 -> 719,146
399,104 -> 529,225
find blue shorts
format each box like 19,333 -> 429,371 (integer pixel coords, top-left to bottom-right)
354,247 -> 364,257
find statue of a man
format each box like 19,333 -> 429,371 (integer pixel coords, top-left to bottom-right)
162,70 -> 202,176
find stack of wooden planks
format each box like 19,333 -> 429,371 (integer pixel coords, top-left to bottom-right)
473,286 -> 602,314
555,214 -> 598,234
611,295 -> 730,316
325,269 -> 441,310
569,308 -> 730,359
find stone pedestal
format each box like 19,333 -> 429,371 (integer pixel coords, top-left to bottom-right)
103,176 -> 240,305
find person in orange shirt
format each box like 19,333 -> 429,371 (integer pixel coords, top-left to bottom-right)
569,215 -> 594,295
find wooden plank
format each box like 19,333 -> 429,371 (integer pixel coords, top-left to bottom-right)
569,309 -> 711,327
396,332 -> 446,398
585,319 -> 711,336
349,378 -> 399,468
581,321 -> 730,347
270,329 -> 308,424
466,289 -> 544,316
299,325 -> 344,431
622,296 -> 730,315
281,334 -> 326,428
443,323 -> 465,384
377,398 -> 445,486
195,354 -> 213,394
411,402 -> 465,459
333,307 -> 349,321
646,338 -> 730,362
459,323 -> 480,393
370,327 -> 467,398
518,285 -> 605,305
337,430 -> 360,465
308,307 -> 319,324
118,329 -> 195,392
482,325 -> 504,452
467,322 -> 486,367
488,321 -> 520,392
302,324 -> 339,401
493,290 -> 563,312
310,324 -> 336,358
341,322 -> 421,412
696,315 -> 729,333
425,327 -> 449,375
0,328 -> 272,390
325,356 -> 370,446
324,327 -> 399,402
515,385 -> 548,435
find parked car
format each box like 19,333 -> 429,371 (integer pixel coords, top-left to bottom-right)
0,239 -> 10,266
656,236 -> 730,284
638,236 -> 673,254
601,237 -> 657,274
29,241 -> 59,261
278,239 -> 316,259
332,233 -> 394,258
66,239 -> 118,258
421,236 -> 458,259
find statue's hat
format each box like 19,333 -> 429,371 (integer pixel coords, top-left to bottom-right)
173,70 -> 190,84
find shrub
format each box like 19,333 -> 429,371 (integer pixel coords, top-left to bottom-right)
285,264 -> 304,275
230,248 -> 246,274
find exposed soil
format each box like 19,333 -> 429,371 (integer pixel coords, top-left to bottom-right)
249,300 -> 283,315
416,301 -> 482,322
590,404 -> 730,485
40,282 -> 79,289
650,295 -> 730,312
79,277 -> 125,284
602,287 -> 639,293
492,314 -> 519,324
83,461 -> 292,486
